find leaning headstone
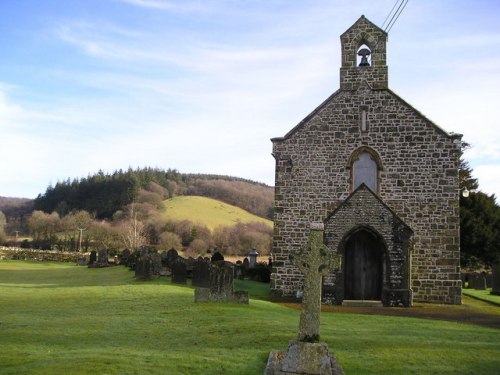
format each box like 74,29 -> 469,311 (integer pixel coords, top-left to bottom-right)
135,254 -> 153,280
171,258 -> 187,284
264,223 -> 344,375
192,257 -> 211,288
491,264 -> 500,295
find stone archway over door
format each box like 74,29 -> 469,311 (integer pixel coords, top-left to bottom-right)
344,230 -> 383,300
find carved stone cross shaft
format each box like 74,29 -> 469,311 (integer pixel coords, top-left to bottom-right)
291,223 -> 340,342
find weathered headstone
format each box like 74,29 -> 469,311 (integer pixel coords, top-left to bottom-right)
120,249 -> 131,265
194,261 -> 249,304
469,273 -> 486,290
165,248 -> 179,268
171,258 -> 187,284
149,253 -> 162,275
97,246 -> 109,267
192,257 -> 211,288
209,261 -> 234,301
235,261 -> 244,280
135,254 -> 153,280
264,223 -> 344,375
491,264 -> 500,295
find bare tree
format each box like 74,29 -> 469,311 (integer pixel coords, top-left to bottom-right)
117,203 -> 147,251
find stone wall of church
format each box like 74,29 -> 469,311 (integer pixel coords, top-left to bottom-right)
271,88 -> 462,305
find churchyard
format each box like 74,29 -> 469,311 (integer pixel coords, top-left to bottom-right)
1,259 -> 499,374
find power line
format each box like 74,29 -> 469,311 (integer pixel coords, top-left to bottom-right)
384,0 -> 410,33
381,0 -> 400,30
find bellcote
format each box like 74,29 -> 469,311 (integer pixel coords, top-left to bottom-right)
340,15 -> 388,90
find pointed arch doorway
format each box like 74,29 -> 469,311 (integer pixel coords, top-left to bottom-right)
344,229 -> 385,301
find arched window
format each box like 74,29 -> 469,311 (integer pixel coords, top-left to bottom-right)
348,147 -> 382,193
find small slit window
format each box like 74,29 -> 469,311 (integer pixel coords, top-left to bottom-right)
360,109 -> 368,132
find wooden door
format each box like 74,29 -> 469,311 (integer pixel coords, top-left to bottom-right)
344,230 -> 383,300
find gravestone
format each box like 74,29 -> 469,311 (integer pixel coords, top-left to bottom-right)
235,261 -> 244,280
97,246 -> 109,267
160,250 -> 169,267
192,257 -> 211,288
171,258 -> 187,284
211,250 -> 224,263
150,253 -> 162,275
491,264 -> 500,296
485,273 -> 492,288
165,248 -> 179,268
209,261 -> 234,301
194,261 -> 248,304
469,273 -> 486,290
89,250 -> 97,265
120,249 -> 131,265
135,254 -> 153,280
264,223 -> 344,375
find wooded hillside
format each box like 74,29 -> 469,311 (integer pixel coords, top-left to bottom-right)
30,168 -> 274,220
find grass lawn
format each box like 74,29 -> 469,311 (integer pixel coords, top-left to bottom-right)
463,288 -> 500,307
1,261 -> 499,375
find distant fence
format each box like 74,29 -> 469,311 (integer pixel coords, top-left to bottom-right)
0,246 -> 87,263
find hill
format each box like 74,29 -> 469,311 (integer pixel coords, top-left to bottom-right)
162,196 -> 273,231
32,168 -> 274,220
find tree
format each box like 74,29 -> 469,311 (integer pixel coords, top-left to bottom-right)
460,192 -> 500,267
459,142 -> 500,267
159,232 -> 182,251
27,211 -> 60,249
116,204 -> 147,251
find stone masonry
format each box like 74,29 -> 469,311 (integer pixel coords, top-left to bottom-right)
270,16 -> 462,305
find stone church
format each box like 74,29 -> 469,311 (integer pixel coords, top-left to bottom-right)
270,16 -> 462,306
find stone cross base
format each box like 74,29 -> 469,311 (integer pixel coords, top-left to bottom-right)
264,341 -> 344,375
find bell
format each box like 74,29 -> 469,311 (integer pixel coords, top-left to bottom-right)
357,48 -> 371,67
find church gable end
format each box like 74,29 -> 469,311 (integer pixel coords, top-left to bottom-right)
270,16 -> 462,306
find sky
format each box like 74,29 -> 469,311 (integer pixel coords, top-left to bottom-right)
1,0 -> 499,199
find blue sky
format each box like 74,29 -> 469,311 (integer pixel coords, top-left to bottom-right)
1,0 -> 499,199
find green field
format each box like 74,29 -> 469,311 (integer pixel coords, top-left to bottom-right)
1,261 -> 499,375
463,288 -> 500,307
162,195 -> 273,230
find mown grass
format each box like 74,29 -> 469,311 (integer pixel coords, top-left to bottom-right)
1,261 -> 499,374
463,288 -> 500,307
162,195 -> 272,230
